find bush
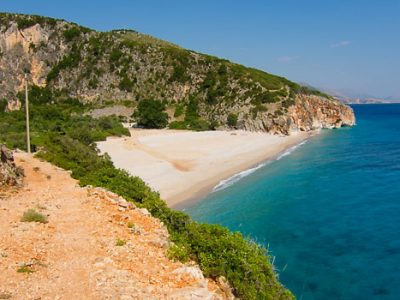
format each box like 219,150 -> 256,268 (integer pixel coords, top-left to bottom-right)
134,99 -> 168,129
21,209 -> 47,223
0,99 -> 7,112
109,47 -> 123,64
169,121 -> 187,130
227,113 -> 238,127
63,27 -> 81,42
170,64 -> 188,83
119,76 -> 134,92
282,98 -> 296,108
17,85 -> 53,105
173,104 -> 185,118
17,18 -> 38,30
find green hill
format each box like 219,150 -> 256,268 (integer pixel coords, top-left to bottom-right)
0,13 -> 354,134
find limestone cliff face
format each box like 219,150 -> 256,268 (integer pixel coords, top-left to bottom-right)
0,13 -> 355,135
0,20 -> 67,101
288,95 -> 356,132
241,95 -> 355,134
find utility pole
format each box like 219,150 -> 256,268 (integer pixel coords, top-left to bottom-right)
25,73 -> 31,154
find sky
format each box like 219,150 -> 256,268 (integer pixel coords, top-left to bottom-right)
1,0 -> 400,99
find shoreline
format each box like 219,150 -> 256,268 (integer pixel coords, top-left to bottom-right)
171,135 -> 313,210
97,129 -> 316,209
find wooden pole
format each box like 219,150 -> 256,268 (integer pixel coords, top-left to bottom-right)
25,73 -> 31,154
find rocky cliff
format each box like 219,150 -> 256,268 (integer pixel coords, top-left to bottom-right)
0,145 -> 23,187
0,13 -> 355,134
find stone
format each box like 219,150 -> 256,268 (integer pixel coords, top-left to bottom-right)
138,208 -> 151,216
172,266 -> 204,281
0,145 -> 24,187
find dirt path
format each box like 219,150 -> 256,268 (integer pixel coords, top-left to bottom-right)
0,153 -> 230,300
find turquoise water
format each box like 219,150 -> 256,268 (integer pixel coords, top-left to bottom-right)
185,104 -> 400,299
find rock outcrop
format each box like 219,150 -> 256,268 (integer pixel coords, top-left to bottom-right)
242,95 -> 355,134
0,145 -> 23,187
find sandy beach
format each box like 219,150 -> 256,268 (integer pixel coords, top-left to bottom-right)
97,129 -> 313,208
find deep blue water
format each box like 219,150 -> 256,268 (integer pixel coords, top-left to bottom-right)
185,104 -> 400,300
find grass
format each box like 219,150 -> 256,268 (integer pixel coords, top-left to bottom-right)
115,239 -> 126,246
21,209 -> 48,223
17,266 -> 34,274
127,222 -> 134,229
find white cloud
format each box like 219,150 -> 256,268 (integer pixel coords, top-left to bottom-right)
330,40 -> 351,48
277,56 -> 298,63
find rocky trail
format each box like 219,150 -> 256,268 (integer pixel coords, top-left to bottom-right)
0,153 -> 231,299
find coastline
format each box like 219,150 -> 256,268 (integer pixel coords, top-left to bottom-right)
170,136 -> 312,210
97,129 -> 316,209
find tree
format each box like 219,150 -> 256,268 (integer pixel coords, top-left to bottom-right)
134,99 -> 168,129
227,113 -> 238,127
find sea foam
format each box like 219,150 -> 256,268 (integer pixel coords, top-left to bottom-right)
213,140 -> 308,192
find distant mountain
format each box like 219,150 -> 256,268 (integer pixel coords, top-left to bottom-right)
304,85 -> 400,105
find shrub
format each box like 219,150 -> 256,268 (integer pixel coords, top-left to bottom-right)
169,121 -> 187,130
134,99 -> 168,129
168,243 -> 189,262
282,98 -> 296,108
119,76 -> 134,92
21,209 -> 47,223
173,104 -> 185,118
227,113 -> 238,127
17,85 -> 53,105
0,99 -> 7,112
170,64 -> 188,83
63,27 -> 81,42
16,18 -> 38,30
109,47 -> 123,64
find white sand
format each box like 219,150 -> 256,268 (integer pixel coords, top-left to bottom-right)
97,129 -> 312,208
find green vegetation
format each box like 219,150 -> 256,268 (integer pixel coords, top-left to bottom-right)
0,87 -> 129,151
0,99 -> 7,112
46,44 -> 82,83
119,76 -> 134,92
63,27 -> 82,42
21,209 -> 47,223
127,222 -> 135,229
116,239 -> 127,246
169,97 -> 211,131
173,103 -> 185,118
134,99 -> 168,129
227,113 -> 238,127
17,266 -> 34,274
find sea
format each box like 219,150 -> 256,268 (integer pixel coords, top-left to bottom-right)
185,104 -> 400,300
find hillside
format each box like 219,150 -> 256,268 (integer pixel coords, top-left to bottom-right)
0,13 -> 354,134
0,152 -> 234,299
